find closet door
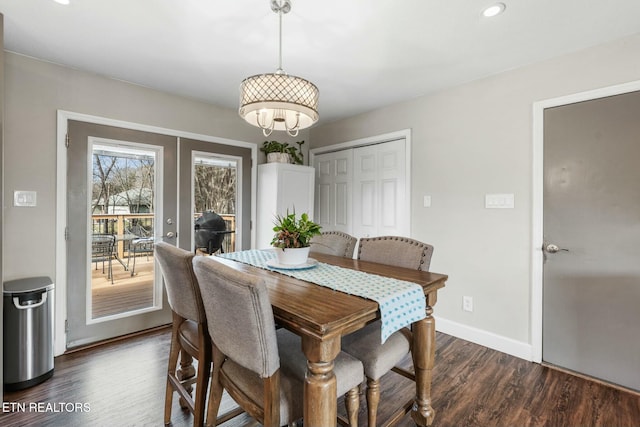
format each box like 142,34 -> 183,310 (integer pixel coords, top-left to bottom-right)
353,139 -> 408,238
314,150 -> 353,234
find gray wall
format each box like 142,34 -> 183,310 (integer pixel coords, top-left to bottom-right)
2,52 -> 263,355
2,51 -> 269,283
309,33 -> 640,350
1,50 -> 309,354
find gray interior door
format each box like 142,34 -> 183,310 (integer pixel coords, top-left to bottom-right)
543,91 -> 640,391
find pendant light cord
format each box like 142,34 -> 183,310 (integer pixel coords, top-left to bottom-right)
277,1 -> 284,73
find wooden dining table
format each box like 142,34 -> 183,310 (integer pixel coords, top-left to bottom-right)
213,251 -> 448,427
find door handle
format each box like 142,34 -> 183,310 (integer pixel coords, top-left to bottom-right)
166,232 -> 176,239
545,243 -> 569,253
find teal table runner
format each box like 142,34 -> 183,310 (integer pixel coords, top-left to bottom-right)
217,249 -> 426,343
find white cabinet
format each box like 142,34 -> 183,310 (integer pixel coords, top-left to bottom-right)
256,163 -> 315,249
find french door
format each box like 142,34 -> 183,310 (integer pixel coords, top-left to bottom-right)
178,138 -> 252,253
66,121 -> 253,349
66,120 -> 176,348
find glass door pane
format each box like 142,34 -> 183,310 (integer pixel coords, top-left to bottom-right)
90,143 -> 158,320
193,153 -> 238,254
178,137 -> 251,254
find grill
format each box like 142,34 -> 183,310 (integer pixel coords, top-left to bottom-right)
194,211 -> 235,254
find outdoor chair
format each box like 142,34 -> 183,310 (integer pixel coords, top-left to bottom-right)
128,237 -> 154,276
91,234 -> 117,284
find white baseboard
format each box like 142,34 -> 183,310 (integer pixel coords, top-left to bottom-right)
435,316 -> 533,361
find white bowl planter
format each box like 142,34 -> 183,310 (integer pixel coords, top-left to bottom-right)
275,247 -> 310,265
267,152 -> 291,163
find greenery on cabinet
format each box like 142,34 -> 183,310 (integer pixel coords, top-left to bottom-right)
260,140 -> 305,164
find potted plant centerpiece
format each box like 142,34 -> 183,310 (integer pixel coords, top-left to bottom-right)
271,211 -> 321,265
260,140 -> 305,164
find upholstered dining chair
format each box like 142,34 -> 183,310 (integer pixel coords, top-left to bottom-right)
342,236 -> 434,427
155,242 -> 212,427
309,230 -> 358,258
192,256 -> 365,427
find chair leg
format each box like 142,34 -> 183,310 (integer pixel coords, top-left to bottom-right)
345,386 -> 360,427
193,358 -> 209,427
177,351 -> 195,409
165,323 -> 182,424
193,327 -> 212,427
108,259 -> 113,284
131,252 -> 137,276
366,377 -> 380,427
206,346 -> 226,427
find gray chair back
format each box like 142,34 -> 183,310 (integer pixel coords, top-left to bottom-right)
310,231 -> 357,258
193,256 -> 280,378
155,242 -> 206,323
358,236 -> 434,271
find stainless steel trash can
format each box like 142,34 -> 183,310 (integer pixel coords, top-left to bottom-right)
3,276 -> 55,391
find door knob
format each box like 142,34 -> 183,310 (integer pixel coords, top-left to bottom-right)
545,243 -> 569,253
166,232 -> 175,239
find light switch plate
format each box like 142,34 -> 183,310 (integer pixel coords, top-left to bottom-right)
423,195 -> 431,208
14,190 -> 37,207
485,193 -> 514,209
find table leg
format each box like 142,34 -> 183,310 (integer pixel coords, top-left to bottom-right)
411,303 -> 436,426
301,335 -> 341,427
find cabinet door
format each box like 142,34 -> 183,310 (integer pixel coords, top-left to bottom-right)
277,165 -> 315,217
257,163 -> 314,248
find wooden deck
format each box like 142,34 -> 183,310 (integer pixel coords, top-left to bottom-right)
91,254 -> 155,319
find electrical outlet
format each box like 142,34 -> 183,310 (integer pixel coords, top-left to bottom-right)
463,296 -> 473,312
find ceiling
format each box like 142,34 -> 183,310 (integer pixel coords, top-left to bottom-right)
1,0 -> 640,125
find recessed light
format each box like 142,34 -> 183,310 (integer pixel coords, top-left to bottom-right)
482,2 -> 506,18
53,0 -> 70,5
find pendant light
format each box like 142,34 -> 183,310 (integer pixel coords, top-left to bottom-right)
238,0 -> 319,137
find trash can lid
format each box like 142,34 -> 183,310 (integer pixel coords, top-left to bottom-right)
3,276 -> 54,295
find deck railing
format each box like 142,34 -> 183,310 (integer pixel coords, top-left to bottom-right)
91,213 -> 236,255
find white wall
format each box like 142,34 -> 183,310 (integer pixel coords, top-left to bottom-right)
309,33 -> 640,359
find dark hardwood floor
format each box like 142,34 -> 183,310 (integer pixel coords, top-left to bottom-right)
2,328 -> 639,427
